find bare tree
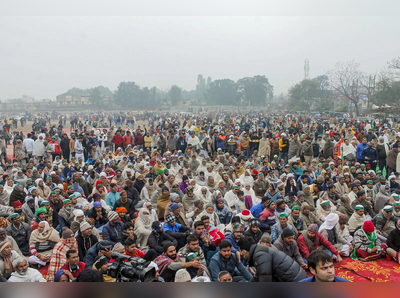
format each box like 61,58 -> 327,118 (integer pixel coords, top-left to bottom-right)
360,73 -> 377,110
328,61 -> 363,116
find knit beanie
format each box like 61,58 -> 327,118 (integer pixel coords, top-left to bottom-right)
62,227 -> 74,239
93,201 -> 102,208
174,269 -> 191,282
80,221 -> 91,232
281,228 -> 294,238
363,220 -> 375,233
162,241 -> 175,253
107,211 -> 119,221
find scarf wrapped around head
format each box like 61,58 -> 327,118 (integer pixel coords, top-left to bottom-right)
0,241 -> 13,278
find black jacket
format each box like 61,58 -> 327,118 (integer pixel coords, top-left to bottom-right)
87,207 -> 109,228
148,231 -> 178,254
387,228 -> 400,252
75,233 -> 98,261
113,198 -> 136,218
247,244 -> 308,282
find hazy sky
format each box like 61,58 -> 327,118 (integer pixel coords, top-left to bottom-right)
0,16 -> 399,100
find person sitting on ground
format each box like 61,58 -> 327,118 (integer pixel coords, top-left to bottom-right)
258,199 -> 276,233
29,221 -> 60,267
177,234 -> 206,267
83,240 -> 112,268
163,214 -> 192,249
7,258 -> 47,282
148,221 -> 178,255
386,219 -> 400,264
319,213 -> 353,257
154,241 -> 202,282
75,221 -> 98,261
271,213 -> 294,244
287,206 -> 305,238
351,220 -> 383,262
297,224 -> 343,263
6,213 -> 31,255
273,228 -> 307,269
218,270 -> 233,282
244,218 -> 263,244
208,240 -> 252,282
348,205 -> 366,235
237,236 -> 308,282
102,211 -> 124,246
0,240 -> 22,279
92,255 -> 115,282
47,227 -> 78,282
299,250 -> 350,282
54,249 -> 86,282
123,238 -> 158,261
373,205 -> 397,238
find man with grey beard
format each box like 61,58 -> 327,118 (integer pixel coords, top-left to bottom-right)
8,258 -> 46,282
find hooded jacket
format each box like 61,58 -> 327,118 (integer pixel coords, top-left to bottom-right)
247,244 -> 308,282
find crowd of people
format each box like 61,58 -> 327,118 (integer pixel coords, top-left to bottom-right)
0,110 -> 399,282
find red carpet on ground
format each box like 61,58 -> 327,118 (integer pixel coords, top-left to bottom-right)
333,257 -> 400,282
37,256 -> 400,282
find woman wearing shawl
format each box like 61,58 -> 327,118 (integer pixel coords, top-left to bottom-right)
242,182 -> 260,206
157,187 -> 171,220
238,169 -> 254,188
140,178 -> 157,202
204,176 -> 216,194
46,227 -> 78,282
4,180 -> 14,197
29,221 -> 60,266
143,202 -> 158,222
0,241 -> 21,279
195,186 -> 212,205
0,184 -> 10,206
9,184 -> 26,206
134,208 -> 154,248
182,186 -> 197,213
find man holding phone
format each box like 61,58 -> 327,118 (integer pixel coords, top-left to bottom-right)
193,221 -> 217,262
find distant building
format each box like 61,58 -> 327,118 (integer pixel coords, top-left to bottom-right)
56,92 -> 110,106
56,92 -> 89,106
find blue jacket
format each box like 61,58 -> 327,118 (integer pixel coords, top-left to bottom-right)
163,222 -> 181,233
224,233 -> 241,254
84,242 -> 102,268
102,221 -> 124,245
250,203 -> 265,218
356,143 -> 368,160
209,251 -> 252,282
299,275 -> 350,282
361,146 -> 378,162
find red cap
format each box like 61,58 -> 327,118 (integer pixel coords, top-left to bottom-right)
13,200 -> 22,208
252,169 -> 259,175
242,209 -> 251,216
363,220 -> 375,233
